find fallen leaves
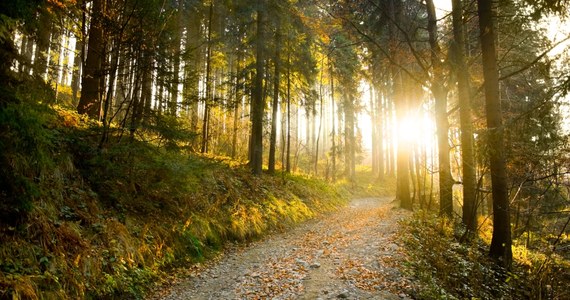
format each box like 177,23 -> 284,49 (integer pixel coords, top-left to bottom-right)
155,198 -> 416,299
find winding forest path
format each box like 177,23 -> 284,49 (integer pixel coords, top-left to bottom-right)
151,197 -> 415,300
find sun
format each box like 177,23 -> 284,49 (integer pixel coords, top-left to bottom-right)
397,113 -> 436,148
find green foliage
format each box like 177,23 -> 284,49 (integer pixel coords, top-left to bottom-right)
0,104 -> 348,299
144,114 -> 199,151
0,95 -> 57,222
401,212 -> 570,299
0,0 -> 44,20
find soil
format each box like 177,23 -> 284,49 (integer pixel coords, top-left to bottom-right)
150,197 -> 415,300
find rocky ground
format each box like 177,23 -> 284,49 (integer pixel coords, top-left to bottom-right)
150,197 -> 415,300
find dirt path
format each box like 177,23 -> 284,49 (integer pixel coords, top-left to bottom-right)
150,198 -> 414,300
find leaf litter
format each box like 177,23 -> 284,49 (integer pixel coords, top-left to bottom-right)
150,197 -> 415,299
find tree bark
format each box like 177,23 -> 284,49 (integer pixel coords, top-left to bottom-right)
452,0 -> 478,232
35,7 -> 51,79
71,30 -> 83,105
426,0 -> 453,216
231,50 -> 242,159
330,62 -> 336,182
250,2 -> 265,175
377,87 -> 385,179
268,27 -> 281,173
346,95 -> 356,180
77,0 -> 104,119
169,0 -> 185,116
476,0 -> 513,268
201,2 -> 214,153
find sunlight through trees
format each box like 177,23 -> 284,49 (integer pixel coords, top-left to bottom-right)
1,0 -> 570,297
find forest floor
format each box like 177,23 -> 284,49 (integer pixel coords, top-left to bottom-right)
149,197 -> 416,300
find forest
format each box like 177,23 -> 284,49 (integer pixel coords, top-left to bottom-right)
1,0 -> 570,298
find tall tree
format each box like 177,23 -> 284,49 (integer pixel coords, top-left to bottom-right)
476,0 -> 512,268
250,0 -> 265,175
77,0 -> 105,118
268,20 -> 281,174
425,0 -> 452,216
451,0 -> 478,232
201,1 -> 214,153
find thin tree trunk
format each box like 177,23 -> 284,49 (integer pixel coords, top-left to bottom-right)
71,30 -> 83,105
347,95 -> 356,180
231,51 -> 242,159
250,2 -> 265,175
23,34 -> 34,75
60,28 -> 71,85
286,53 -> 291,173
330,62 -> 336,182
315,58 -> 325,175
268,27 -> 281,173
99,37 -> 120,149
377,87 -> 385,179
395,75 -> 412,210
201,2 -> 214,154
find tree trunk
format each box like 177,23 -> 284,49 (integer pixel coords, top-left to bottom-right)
452,0 -> 478,232
377,87 -> 385,179
476,0 -> 513,268
268,27 -> 281,173
285,45 -> 292,174
141,53 -> 153,124
71,30 -> 83,105
346,95 -> 356,180
35,7 -> 51,79
231,51 -> 242,159
426,0 -> 453,216
315,60 -> 325,175
330,62 -> 336,182
48,26 -> 62,85
183,8 -> 203,150
250,2 -> 265,175
99,37 -> 120,148
77,0 -> 104,119
395,74 -> 412,210
201,2 -> 214,153
169,0 -> 184,116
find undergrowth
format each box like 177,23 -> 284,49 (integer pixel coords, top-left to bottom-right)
335,165 -> 397,198
0,101 -> 348,299
401,211 -> 570,299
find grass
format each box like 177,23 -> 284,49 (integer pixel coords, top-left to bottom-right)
335,165 -> 397,199
0,104 -> 351,299
400,211 -> 570,299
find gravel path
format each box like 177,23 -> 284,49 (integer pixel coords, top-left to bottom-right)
150,197 -> 414,300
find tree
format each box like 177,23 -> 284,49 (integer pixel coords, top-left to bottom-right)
476,0 -> 513,268
250,0 -> 265,175
451,0 -> 478,232
201,1 -> 214,153
77,0 -> 105,118
268,18 -> 281,174
425,0 -> 452,216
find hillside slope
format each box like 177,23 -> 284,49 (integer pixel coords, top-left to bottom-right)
0,104 -> 349,299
